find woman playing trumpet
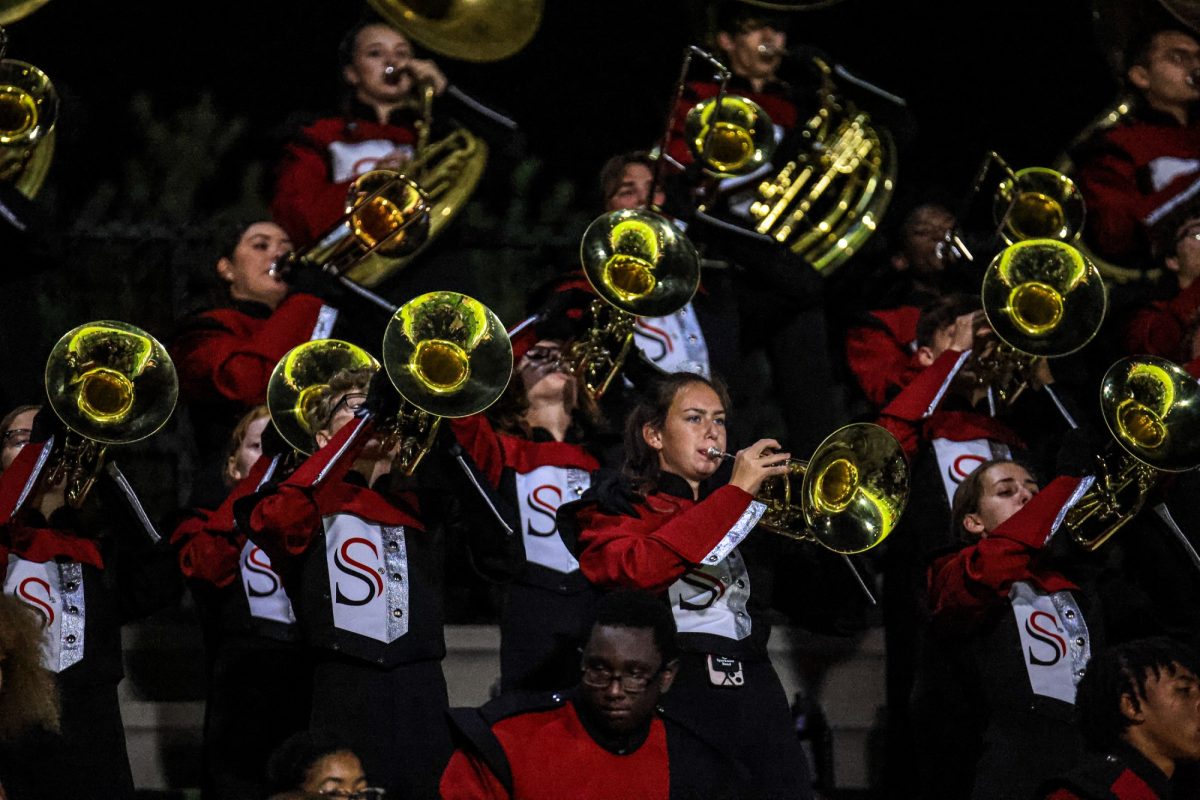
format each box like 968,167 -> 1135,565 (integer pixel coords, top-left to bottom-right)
559,371 -> 815,799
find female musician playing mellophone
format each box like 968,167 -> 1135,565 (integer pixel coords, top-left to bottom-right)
558,371 -> 815,799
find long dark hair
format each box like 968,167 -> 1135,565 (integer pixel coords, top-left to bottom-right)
622,372 -> 730,496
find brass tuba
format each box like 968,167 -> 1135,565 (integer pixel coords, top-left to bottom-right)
708,423 -> 910,554
266,339 -> 381,455
366,0 -> 543,62
381,291 -> 512,475
569,208 -> 701,400
1064,356 -> 1200,551
43,321 -> 178,507
749,55 -> 896,274
976,238 -> 1107,407
0,27 -> 57,198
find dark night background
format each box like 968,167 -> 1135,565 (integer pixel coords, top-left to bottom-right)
0,0 -> 1141,524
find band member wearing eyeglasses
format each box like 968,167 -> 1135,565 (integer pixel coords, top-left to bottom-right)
237,368 -> 519,799
440,587 -> 744,800
0,405 -> 182,800
266,730 -> 383,800
918,456 -> 1106,800
557,372 -> 815,799
170,405 -> 311,800
171,220 -> 337,509
1038,636 -> 1200,800
449,309 -> 619,692
1073,25 -> 1200,270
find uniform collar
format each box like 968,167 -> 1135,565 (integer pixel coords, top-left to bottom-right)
572,696 -> 655,756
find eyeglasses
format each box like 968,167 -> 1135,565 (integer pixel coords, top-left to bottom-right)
331,392 -> 369,416
581,663 -> 664,694
523,346 -> 563,364
319,789 -> 386,800
1,428 -> 31,448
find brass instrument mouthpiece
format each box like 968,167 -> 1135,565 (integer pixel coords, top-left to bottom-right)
706,447 -> 732,460
383,65 -> 402,86
756,44 -> 783,58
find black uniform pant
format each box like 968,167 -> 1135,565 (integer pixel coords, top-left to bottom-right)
661,653 -> 813,800
202,633 -> 313,800
310,655 -> 453,800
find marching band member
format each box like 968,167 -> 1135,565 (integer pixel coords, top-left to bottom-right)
171,220 -> 336,508
169,405 -> 310,800
558,371 -> 815,799
449,310 -> 618,692
439,588 -> 745,800
0,406 -> 181,800
236,367 -> 520,799
920,457 -> 1102,800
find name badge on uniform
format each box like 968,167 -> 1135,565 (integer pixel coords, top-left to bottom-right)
328,139 -> 412,183
707,655 -> 745,688
323,513 -> 409,644
514,465 -> 587,574
239,541 -> 296,626
4,555 -> 84,673
931,438 -> 1011,506
1010,581 -> 1089,704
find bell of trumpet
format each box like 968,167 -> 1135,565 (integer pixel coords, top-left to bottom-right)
570,208 -> 700,400
271,171 -> 430,281
992,166 -> 1086,245
0,51 -> 57,198
43,320 -> 179,506
751,423 -> 910,554
266,339 -> 381,455
982,238 -> 1107,358
683,94 -> 776,177
1066,356 -> 1200,550
366,0 -> 543,62
382,291 -> 512,418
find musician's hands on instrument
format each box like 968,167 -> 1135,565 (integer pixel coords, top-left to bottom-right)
407,59 -> 448,95
729,438 -> 791,497
947,312 -> 978,353
1030,357 -> 1055,389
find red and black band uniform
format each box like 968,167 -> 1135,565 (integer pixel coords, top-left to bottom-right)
449,413 -> 606,692
235,415 -> 520,800
439,689 -> 748,800
170,453 -> 311,800
1038,742 -> 1175,800
925,473 -> 1103,800
559,471 -> 814,800
0,439 -> 181,800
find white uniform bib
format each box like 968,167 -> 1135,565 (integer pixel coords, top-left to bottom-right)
514,465 -> 589,574
4,555 -> 85,673
323,513 -> 409,644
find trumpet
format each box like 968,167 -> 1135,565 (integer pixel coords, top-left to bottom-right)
43,321 -> 178,507
705,423 -> 910,555
971,150 -> 1086,246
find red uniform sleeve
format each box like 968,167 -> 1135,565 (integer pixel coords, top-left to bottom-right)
439,750 -> 511,800
877,348 -> 969,460
1040,791 -> 1082,800
270,135 -> 355,247
1124,280 -> 1200,361
172,293 -> 324,407
845,323 -> 920,408
927,476 -> 1084,634
449,415 -> 504,489
1077,137 -> 1200,265
171,510 -> 240,588
576,485 -> 756,592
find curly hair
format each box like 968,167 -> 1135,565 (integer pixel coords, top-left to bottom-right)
0,594 -> 59,742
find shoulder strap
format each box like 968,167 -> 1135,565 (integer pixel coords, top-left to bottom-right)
446,707 -> 514,795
